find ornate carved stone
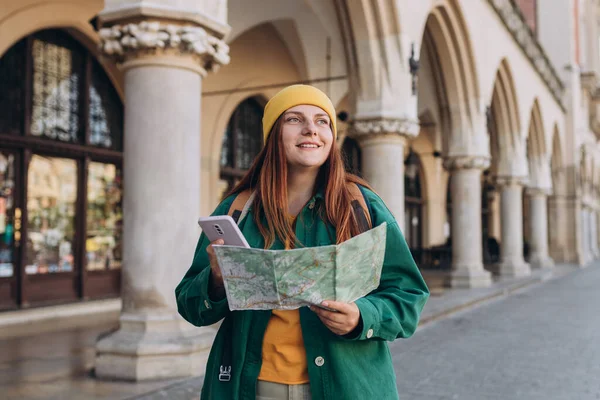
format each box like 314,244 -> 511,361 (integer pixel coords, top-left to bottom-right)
443,155 -> 490,171
525,186 -> 551,196
350,117 -> 420,139
99,21 -> 230,73
489,0 -> 565,108
495,175 -> 528,187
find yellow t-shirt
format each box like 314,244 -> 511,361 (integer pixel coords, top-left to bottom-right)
258,214 -> 309,384
258,309 -> 309,384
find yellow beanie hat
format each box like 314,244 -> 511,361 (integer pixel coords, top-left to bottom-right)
262,84 -> 337,142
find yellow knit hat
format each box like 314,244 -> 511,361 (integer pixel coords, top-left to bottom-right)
262,84 -> 337,142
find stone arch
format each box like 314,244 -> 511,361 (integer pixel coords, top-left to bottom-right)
418,30 -> 450,152
230,18 -> 308,82
419,0 -> 481,155
550,124 -> 566,195
337,0 -> 403,100
526,99 -> 551,190
489,58 -> 524,177
548,124 -> 567,262
228,1 -> 348,105
201,22 -> 302,212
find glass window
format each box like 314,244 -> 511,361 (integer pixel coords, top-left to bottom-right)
86,162 -> 123,271
25,155 -> 77,274
89,60 -> 123,150
30,31 -> 85,143
404,151 -> 422,250
220,98 -> 263,195
342,137 -> 362,176
220,124 -> 233,168
0,152 -> 16,278
233,99 -> 263,170
0,39 -> 26,136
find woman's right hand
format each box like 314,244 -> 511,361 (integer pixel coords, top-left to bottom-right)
207,239 -> 225,298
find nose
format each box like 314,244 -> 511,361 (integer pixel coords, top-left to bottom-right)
302,119 -> 318,136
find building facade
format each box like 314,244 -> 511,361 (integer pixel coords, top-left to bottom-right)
0,0 -> 599,380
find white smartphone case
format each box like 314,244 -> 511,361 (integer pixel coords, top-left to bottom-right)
197,215 -> 250,248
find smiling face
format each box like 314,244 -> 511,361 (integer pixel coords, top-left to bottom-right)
280,104 -> 334,172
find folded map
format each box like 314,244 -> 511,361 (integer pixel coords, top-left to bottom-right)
212,222 -> 387,311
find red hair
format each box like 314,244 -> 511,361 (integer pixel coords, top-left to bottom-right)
227,116 -> 373,249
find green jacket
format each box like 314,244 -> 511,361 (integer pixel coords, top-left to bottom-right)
175,187 -> 429,400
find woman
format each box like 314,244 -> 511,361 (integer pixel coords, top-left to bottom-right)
175,85 -> 429,400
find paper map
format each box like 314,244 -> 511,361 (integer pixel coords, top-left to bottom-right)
212,222 -> 387,311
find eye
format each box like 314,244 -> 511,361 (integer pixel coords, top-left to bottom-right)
317,119 -> 329,125
286,116 -> 300,123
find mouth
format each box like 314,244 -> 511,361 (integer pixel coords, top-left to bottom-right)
296,143 -> 322,149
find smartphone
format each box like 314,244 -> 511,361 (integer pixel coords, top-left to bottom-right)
198,215 -> 250,248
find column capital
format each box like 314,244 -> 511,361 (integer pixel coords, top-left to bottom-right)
443,155 -> 490,171
494,175 -> 528,187
525,187 -> 551,197
99,20 -> 230,75
350,117 -> 419,140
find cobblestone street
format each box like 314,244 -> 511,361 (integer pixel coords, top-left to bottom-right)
392,265 -> 600,400
136,265 -> 600,400
2,265 -> 597,400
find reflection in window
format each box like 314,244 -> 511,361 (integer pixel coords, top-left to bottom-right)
89,60 -> 123,150
219,98 -> 263,196
30,32 -> 84,143
25,155 -> 76,274
86,162 -> 122,271
0,152 -> 16,278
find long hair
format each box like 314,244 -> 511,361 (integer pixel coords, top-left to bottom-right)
227,116 -> 373,249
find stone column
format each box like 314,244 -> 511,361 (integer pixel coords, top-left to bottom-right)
526,188 -> 554,268
352,118 -> 419,231
444,156 -> 492,288
494,177 -> 531,278
587,207 -> 596,261
596,209 -> 600,257
581,206 -> 589,263
548,194 -> 572,263
590,208 -> 600,259
94,18 -> 230,381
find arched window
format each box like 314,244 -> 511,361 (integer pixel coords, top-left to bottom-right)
0,29 -> 123,310
220,98 -> 264,198
341,136 -> 362,176
404,150 -> 423,250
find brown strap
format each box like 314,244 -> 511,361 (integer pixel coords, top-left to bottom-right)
227,189 -> 253,222
347,182 -> 372,231
229,185 -> 371,231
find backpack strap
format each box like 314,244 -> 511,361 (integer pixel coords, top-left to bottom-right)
220,188 -> 254,383
227,189 -> 253,223
347,182 -> 372,233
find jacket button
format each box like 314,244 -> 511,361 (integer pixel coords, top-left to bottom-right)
366,329 -> 374,339
315,356 -> 325,367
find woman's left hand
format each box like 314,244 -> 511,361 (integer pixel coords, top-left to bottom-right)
310,301 -> 361,336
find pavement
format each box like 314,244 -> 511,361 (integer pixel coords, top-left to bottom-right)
391,263 -> 600,400
0,263 -> 588,400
